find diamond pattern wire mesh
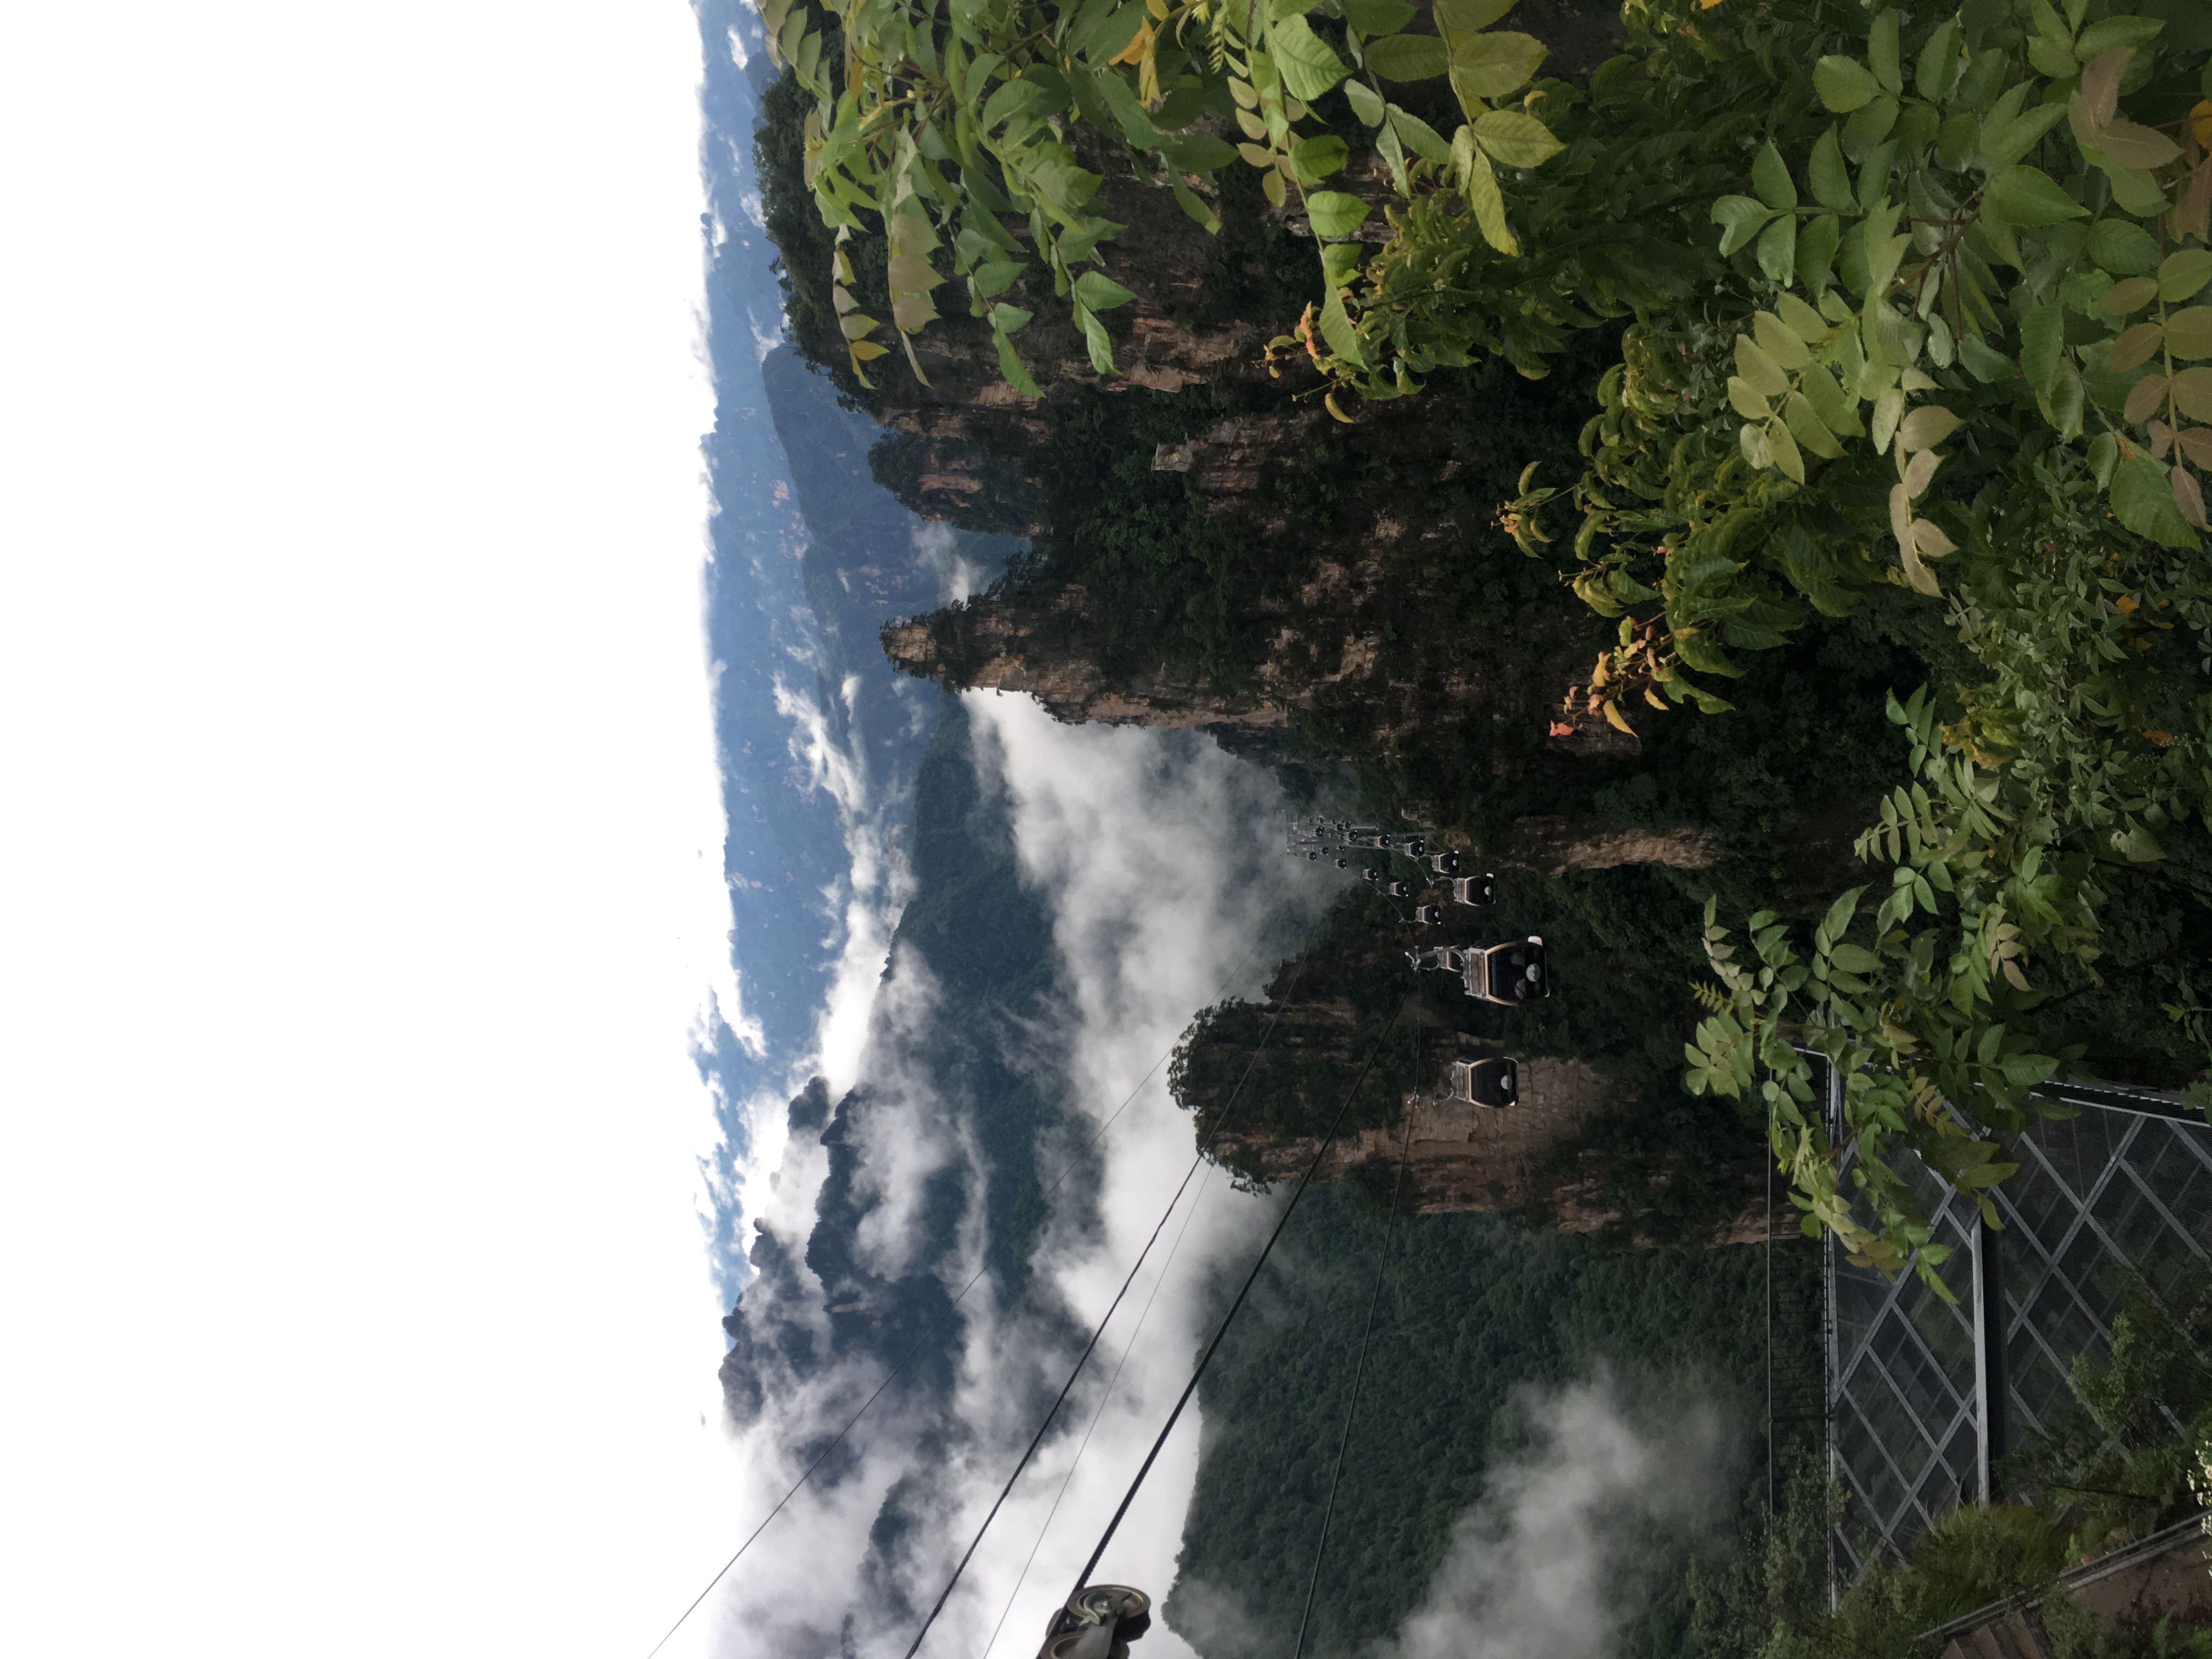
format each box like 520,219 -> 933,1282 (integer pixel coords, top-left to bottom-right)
1826,1101 -> 2212,1577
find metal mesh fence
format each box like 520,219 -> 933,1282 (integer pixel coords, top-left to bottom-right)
1825,1091 -> 2212,1577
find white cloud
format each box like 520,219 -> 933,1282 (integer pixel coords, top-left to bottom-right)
912,521 -> 984,605
1378,1375 -> 1737,1659
700,695 -> 1336,1659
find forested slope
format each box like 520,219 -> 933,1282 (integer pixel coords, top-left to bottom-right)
1167,1185 -> 1822,1659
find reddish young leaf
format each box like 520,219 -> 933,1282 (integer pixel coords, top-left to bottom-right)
2174,465 -> 2209,529
2125,373 -> 2171,425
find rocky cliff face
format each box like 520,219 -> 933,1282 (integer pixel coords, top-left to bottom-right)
1215,1050 -> 1786,1248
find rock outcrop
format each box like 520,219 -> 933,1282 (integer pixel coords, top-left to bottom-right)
1215,1046 -> 1786,1248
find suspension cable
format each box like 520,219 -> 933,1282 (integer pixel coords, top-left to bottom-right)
642,941 -> 1268,1659
1069,1002 -> 1408,1598
1293,1106 -> 1414,1658
896,957 -> 1311,1659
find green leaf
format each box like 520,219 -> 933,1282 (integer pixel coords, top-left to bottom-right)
1071,299 -> 1117,375
1289,133 -> 1351,181
1842,95 -> 1900,163
2087,430 -> 2119,486
1305,190 -> 1373,236
1985,163 -> 2089,227
1751,141 -> 1797,212
1071,270 -> 1135,310
1808,128 -> 1853,211
1074,0 -> 1150,60
1978,87 -> 2070,171
1815,55 -> 1880,115
1473,109 -> 1564,168
1447,29 -> 1547,101
2112,455 -> 2203,549
1162,132 -> 1240,171
1914,16 -> 1961,102
1271,15 -> 1352,100
1343,77 -> 1387,126
1432,0 -> 1517,25
991,324 -> 1042,395
1364,31 -> 1449,81
1960,333 -> 2016,382
1798,214 -> 1842,295
2019,303 -> 2064,397
2162,251 -> 2212,303
1340,0 -> 1416,35
2090,219 -> 2159,276
982,76 -> 1062,131
1868,9 -> 1903,95
1388,104 -> 1453,164
1712,195 -> 1776,258
1317,286 -> 1370,366
2074,15 -> 2164,59
1829,943 -> 1881,974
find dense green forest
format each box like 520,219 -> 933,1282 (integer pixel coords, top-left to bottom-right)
1169,1184 -> 1823,1658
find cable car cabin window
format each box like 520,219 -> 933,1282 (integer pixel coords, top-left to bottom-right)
1448,1057 -> 1517,1109
1429,849 -> 1460,876
1413,904 -> 1442,926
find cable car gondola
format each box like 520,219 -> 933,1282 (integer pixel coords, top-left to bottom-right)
1407,936 -> 1550,1006
1037,1585 -> 1151,1659
1450,873 -> 1497,907
1448,1057 -> 1518,1108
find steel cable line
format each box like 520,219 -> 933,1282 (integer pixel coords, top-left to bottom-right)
1068,1002 -> 1409,1599
1293,1108 -> 1414,1659
972,953 -> 1305,1659
897,957 -> 1312,1659
642,941 -> 1267,1659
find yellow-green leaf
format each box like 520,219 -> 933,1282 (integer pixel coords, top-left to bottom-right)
1462,145 -> 1515,254
1754,311 -> 1814,370
1897,405 -> 1962,452
1305,190 -> 1373,237
1363,31 -> 1448,81
1447,29 -> 1547,101
2162,251 -> 2212,304
1735,334 -> 1792,398
2102,276 -> 2161,314
1784,391 -> 1846,459
1767,415 -> 1806,482
1472,109 -> 1564,168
